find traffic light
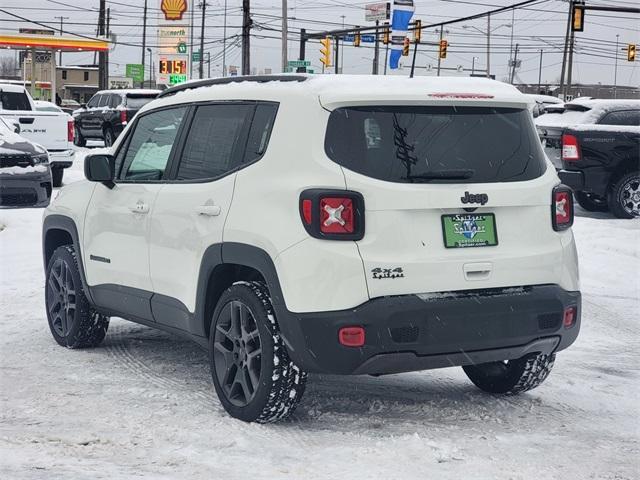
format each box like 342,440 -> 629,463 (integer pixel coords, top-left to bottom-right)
628,44 -> 636,62
572,4 -> 585,32
320,37 -> 332,67
354,28 -> 361,48
402,37 -> 410,56
414,20 -> 421,44
439,39 -> 448,59
383,22 -> 390,45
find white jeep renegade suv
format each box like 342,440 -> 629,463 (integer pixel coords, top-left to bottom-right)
42,75 -> 581,423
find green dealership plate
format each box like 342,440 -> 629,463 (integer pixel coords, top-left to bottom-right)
441,213 -> 498,248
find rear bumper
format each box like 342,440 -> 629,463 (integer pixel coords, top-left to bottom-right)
276,284 -> 581,375
560,166 -> 611,197
48,149 -> 74,169
0,170 -> 52,208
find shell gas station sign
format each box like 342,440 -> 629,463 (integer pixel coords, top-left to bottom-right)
157,0 -> 189,85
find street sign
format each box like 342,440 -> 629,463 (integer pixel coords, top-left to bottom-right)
361,34 -> 375,43
125,63 -> 144,82
365,2 -> 390,22
192,51 -> 200,62
307,69 -> 314,74
344,34 -> 355,42
287,60 -> 310,67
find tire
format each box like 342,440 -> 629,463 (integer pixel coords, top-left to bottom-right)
463,353 -> 555,395
74,126 -> 86,147
209,281 -> 307,423
103,127 -> 115,147
574,190 -> 608,212
608,172 -> 640,219
45,245 -> 109,348
51,167 -> 64,188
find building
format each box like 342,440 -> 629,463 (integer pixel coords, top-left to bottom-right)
56,66 -> 99,103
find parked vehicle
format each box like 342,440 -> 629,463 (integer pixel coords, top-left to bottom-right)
34,100 -> 64,114
60,98 -> 81,115
0,83 -> 74,187
536,99 -> 640,217
73,89 -> 160,147
525,94 -> 563,118
0,117 -> 52,208
42,75 -> 581,423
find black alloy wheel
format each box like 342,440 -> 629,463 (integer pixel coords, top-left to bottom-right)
47,257 -> 77,337
213,300 -> 262,407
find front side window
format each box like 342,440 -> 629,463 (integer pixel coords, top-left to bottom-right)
87,95 -> 100,108
325,106 -> 547,184
97,94 -> 110,108
176,104 -> 253,181
120,107 -> 186,181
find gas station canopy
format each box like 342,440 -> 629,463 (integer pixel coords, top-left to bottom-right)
0,34 -> 109,52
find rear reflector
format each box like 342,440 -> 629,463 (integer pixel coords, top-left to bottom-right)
301,199 -> 312,225
563,306 -> 577,328
67,119 -> 74,143
562,134 -> 581,162
339,327 -> 365,347
552,185 -> 574,231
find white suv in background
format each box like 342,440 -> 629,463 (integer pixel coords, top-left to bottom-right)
42,75 -> 581,423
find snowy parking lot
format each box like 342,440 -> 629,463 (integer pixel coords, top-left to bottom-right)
1,151 -> 639,479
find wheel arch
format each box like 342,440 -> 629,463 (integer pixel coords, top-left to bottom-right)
194,243 -> 288,340
42,214 -> 94,304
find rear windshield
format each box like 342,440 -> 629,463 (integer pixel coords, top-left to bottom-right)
0,91 -> 31,111
325,106 -> 547,184
125,94 -> 157,109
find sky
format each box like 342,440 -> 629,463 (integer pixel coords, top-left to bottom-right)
0,0 -> 638,87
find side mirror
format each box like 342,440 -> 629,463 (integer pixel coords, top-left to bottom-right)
85,154 -> 115,188
80,103 -> 87,109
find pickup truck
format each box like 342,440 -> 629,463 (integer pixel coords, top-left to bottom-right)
0,83 -> 74,187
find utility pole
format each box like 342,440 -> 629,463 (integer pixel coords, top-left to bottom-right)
141,0 -> 147,88
436,26 -> 444,76
471,56 -> 476,75
54,16 -> 69,65
334,35 -> 340,74
98,0 -> 106,90
486,12 -> 491,78
339,15 -> 345,74
566,11 -> 576,99
537,49 -> 543,92
105,8 -> 111,88
241,0 -> 251,75
189,0 -> 194,79
372,20 -> 380,74
281,0 -> 288,72
508,9 -> 514,81
297,28 -> 306,73
614,34 -> 619,99
559,1 -> 572,98
509,43 -> 519,84
222,0 -> 228,76
199,0 -> 206,79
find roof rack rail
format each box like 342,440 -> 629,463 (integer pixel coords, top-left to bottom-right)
157,75 -> 308,98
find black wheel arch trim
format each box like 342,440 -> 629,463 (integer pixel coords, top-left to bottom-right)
42,214 -> 94,304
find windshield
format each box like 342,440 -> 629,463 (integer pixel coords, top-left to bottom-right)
125,95 -> 157,109
325,106 -> 547,184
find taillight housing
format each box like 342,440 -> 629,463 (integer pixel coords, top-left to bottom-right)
67,119 -> 74,143
299,189 -> 365,240
120,110 -> 128,125
561,133 -> 581,162
552,185 -> 574,231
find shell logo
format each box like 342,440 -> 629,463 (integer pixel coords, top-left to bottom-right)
161,0 -> 188,21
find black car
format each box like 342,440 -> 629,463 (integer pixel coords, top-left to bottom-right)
73,89 -> 160,147
0,118 -> 52,208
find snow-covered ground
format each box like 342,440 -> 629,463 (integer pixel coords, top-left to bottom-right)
1,152 -> 639,479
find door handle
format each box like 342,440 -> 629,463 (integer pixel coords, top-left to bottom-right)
195,204 -> 221,216
129,201 -> 149,214
19,117 -> 35,124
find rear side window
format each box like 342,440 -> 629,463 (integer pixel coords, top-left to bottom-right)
325,106 -> 547,184
0,91 -> 31,111
244,103 -> 278,163
97,95 -> 110,108
125,95 -> 157,109
109,94 -> 122,108
599,109 -> 640,126
176,104 -> 253,180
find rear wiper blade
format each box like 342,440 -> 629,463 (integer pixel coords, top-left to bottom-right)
404,169 -> 475,182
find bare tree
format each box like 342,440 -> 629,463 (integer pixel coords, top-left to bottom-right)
0,56 -> 19,78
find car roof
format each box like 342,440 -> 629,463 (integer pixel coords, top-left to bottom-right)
95,89 -> 161,96
0,83 -> 27,93
148,74 -> 531,113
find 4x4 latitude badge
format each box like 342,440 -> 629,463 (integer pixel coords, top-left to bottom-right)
461,191 -> 489,205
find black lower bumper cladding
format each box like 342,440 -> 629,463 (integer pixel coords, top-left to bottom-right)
276,285 -> 581,375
